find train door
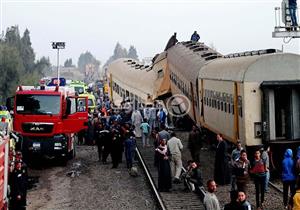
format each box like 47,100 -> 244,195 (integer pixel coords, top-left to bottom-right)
261,82 -> 300,142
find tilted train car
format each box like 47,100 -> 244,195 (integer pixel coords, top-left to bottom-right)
107,53 -> 170,107
197,51 -> 300,154
108,39 -> 300,162
166,41 -> 300,158
108,59 -> 154,106
167,41 -> 222,128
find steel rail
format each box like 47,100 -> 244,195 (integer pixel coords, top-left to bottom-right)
135,147 -> 167,210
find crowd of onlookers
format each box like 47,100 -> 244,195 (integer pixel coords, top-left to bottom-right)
6,88 -> 300,210
208,133 -> 300,210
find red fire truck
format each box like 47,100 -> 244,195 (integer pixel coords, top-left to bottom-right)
9,85 -> 88,163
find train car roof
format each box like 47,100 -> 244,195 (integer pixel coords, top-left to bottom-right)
167,41 -> 222,84
153,51 -> 167,65
108,58 -> 156,98
199,52 -> 300,82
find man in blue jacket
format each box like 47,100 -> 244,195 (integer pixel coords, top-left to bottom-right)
282,148 -> 296,209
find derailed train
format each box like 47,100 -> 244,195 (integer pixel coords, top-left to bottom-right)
107,40 -> 300,157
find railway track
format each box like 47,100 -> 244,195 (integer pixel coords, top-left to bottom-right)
135,139 -> 205,210
269,181 -> 283,194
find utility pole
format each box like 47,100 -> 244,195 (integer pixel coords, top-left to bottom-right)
52,42 -> 65,85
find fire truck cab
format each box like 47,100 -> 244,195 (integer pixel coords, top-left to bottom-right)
11,85 -> 88,163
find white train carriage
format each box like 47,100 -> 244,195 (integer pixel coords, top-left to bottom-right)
167,41 -> 222,125
108,59 -> 155,106
197,51 -> 300,151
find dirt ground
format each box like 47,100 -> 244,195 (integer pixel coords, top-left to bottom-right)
27,145 -> 158,210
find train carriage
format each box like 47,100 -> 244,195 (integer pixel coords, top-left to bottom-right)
167,41 -> 222,125
108,37 -> 300,166
198,51 -> 300,153
108,59 -> 154,106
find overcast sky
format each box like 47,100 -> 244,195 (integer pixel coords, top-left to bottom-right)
1,0 -> 299,66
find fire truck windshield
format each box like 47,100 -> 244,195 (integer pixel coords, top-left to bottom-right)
16,94 -> 60,115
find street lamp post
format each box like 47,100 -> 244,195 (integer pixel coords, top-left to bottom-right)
52,42 -> 65,85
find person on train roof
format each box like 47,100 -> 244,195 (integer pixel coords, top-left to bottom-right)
191,31 -> 200,42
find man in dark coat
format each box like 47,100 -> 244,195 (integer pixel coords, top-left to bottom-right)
110,121 -> 123,168
164,32 -> 178,51
188,125 -> 202,163
214,134 -> 230,185
101,126 -> 112,164
10,161 -> 27,210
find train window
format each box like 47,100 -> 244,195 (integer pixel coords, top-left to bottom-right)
232,105 -> 234,115
230,95 -> 234,103
224,103 -> 227,112
228,104 -> 231,113
209,98 -> 211,107
221,102 -> 223,111
217,101 -> 220,110
157,69 -> 164,78
239,107 -> 243,117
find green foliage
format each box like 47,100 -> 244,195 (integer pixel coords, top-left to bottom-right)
105,42 -> 139,67
0,26 -> 50,103
128,45 -> 139,60
20,29 -> 35,72
35,56 -> 51,74
0,43 -> 24,102
64,58 -> 73,67
77,51 -> 100,73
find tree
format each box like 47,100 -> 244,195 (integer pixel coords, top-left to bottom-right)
113,42 -> 128,58
78,51 -> 100,73
0,26 -> 49,102
4,26 -> 21,50
35,56 -> 51,74
105,43 -> 140,67
77,51 -> 101,82
0,43 -> 24,102
128,45 -> 139,60
20,29 -> 35,72
64,58 -> 73,67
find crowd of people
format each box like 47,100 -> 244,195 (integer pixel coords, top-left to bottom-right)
86,93 -> 300,210
7,86 -> 300,210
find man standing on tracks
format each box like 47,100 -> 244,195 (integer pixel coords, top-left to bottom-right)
214,134 -> 230,185
131,109 -> 143,138
188,125 -> 202,163
203,180 -> 221,210
167,132 -> 183,184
